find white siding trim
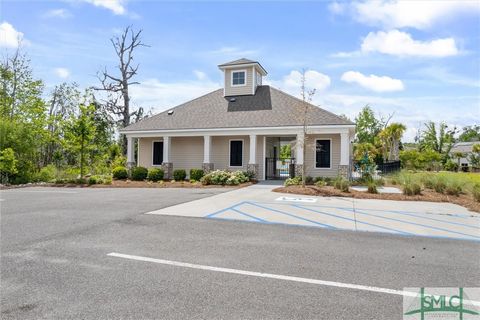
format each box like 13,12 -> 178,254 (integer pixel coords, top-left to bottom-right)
262,136 -> 266,180
231,69 -> 247,87
123,125 -> 355,138
314,138 -> 332,169
228,139 -> 244,168
252,66 -> 255,94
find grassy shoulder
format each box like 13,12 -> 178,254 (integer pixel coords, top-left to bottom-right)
274,172 -> 480,213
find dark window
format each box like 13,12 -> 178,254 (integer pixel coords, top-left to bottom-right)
315,140 -> 331,168
230,140 -> 243,167
153,141 -> 163,165
232,71 -> 245,85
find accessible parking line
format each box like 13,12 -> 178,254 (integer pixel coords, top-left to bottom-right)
107,252 -> 480,308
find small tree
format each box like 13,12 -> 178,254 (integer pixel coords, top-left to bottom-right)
469,144 -> 480,169
295,69 -> 316,188
66,104 -> 96,178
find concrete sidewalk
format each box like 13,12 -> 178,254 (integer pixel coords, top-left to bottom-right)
146,184 -> 480,242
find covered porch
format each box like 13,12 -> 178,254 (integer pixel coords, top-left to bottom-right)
125,126 -> 353,181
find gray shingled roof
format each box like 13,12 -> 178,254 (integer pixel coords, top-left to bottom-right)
122,86 -> 354,132
218,58 -> 257,67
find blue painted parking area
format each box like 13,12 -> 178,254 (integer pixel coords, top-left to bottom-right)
205,200 -> 480,242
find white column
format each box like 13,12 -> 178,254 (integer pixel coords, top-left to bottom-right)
126,136 -> 135,166
163,136 -> 170,163
203,135 -> 211,163
296,132 -> 304,165
340,132 -> 349,166
249,134 -> 257,164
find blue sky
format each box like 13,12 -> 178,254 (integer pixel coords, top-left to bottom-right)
2,0 -> 479,141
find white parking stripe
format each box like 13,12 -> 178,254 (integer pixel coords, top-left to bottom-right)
3,190 -> 77,194
107,252 -> 480,307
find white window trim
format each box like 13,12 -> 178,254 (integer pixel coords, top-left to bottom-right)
314,138 -> 332,169
229,139 -> 244,168
152,140 -> 163,166
231,69 -> 247,87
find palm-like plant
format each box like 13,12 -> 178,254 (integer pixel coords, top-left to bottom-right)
379,123 -> 406,161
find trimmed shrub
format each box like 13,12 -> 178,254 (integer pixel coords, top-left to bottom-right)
243,170 -> 256,181
284,177 -> 302,186
305,176 -> 314,185
112,166 -> 128,180
367,182 -> 378,194
189,168 -> 204,181
173,169 -> 187,181
472,184 -> 480,202
201,170 -> 250,186
131,166 -> 148,181
76,178 -> 87,184
104,176 -> 112,185
88,176 -> 98,185
147,168 -> 164,182
314,180 -> 326,187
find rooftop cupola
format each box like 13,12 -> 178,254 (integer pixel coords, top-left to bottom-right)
218,58 -> 268,97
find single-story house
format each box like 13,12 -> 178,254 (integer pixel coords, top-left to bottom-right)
450,141 -> 480,170
120,58 -> 355,180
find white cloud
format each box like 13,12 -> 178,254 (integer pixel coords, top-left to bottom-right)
84,0 -> 126,15
193,70 -> 207,81
341,0 -> 480,30
328,2 -> 346,15
43,9 -> 72,19
341,71 -> 404,92
130,77 -> 220,112
361,30 -> 458,57
267,70 -> 331,96
54,68 -> 70,79
0,22 -> 27,48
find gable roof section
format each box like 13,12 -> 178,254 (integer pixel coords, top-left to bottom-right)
122,86 -> 354,132
218,58 -> 256,66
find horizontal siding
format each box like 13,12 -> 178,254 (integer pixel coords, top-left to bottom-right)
138,135 -> 266,179
171,137 -> 203,176
138,137 -> 163,168
305,134 -> 340,178
224,67 -> 253,96
211,136 -> 250,171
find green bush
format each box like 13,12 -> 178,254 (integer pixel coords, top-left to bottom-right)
88,176 -> 98,185
189,168 -> 204,181
444,159 -> 458,172
333,177 -> 350,192
304,176 -> 314,185
103,176 -> 112,185
472,184 -> 480,202
403,181 -> 421,196
314,180 -> 326,187
76,178 -> 87,184
367,182 -> 378,194
445,180 -> 462,196
200,170 -> 250,186
35,165 -> 56,182
284,177 -> 302,186
173,169 -> 187,181
131,166 -> 148,181
243,170 -> 256,181
112,166 -> 128,180
147,168 -> 164,182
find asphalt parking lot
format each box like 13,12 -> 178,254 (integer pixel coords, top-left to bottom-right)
1,187 -> 479,319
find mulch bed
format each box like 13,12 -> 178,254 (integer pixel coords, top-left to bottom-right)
91,180 -> 254,189
1,180 -> 253,189
273,185 -> 480,213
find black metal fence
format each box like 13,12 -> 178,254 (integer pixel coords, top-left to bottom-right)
376,161 -> 401,175
265,158 -> 295,180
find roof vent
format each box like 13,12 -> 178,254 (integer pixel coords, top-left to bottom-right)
229,97 -> 236,102
167,110 -> 174,115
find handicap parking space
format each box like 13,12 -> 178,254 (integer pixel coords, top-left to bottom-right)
146,184 -> 480,242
